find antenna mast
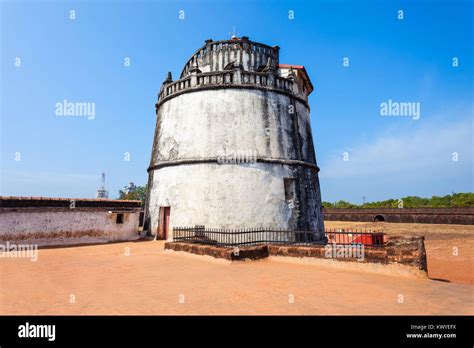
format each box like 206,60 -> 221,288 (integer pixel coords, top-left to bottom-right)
96,172 -> 109,198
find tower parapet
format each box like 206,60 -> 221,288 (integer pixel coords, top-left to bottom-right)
180,37 -> 279,78
157,37 -> 313,110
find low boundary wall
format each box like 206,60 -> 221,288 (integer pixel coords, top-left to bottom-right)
164,235 -> 427,275
323,208 -> 474,225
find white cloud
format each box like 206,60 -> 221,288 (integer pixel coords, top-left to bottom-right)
320,117 -> 473,180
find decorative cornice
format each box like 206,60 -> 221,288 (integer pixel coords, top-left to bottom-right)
156,83 -> 309,110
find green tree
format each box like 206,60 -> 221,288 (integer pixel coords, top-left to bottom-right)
322,201 -> 335,208
118,185 -> 147,206
334,200 -> 358,208
451,193 -> 474,207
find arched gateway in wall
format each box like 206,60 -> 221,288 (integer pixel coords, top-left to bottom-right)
145,36 -> 325,241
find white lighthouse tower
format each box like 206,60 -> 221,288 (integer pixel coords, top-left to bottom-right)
145,37 -> 324,240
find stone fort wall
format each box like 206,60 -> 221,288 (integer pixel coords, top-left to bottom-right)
323,208 -> 474,225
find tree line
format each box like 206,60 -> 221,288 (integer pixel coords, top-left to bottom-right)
323,193 -> 474,209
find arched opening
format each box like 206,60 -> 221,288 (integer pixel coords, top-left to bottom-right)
374,215 -> 385,222
224,62 -> 235,70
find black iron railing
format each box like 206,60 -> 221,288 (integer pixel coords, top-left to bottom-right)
172,226 -> 386,248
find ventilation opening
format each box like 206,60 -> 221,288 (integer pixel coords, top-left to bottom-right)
224,62 -> 235,70
374,215 -> 385,222
116,213 -> 124,224
284,178 -> 296,201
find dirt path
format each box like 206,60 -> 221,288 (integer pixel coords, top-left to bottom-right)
0,240 -> 472,315
325,221 -> 474,284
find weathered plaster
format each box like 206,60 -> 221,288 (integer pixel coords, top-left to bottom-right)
0,208 -> 141,246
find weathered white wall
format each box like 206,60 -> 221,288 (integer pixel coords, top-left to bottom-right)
149,163 -> 305,237
153,89 -> 314,163
0,209 -> 140,246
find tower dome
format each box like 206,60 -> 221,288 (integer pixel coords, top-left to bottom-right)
145,37 -> 324,241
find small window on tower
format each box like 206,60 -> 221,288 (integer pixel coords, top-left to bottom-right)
284,178 -> 295,201
116,213 -> 124,224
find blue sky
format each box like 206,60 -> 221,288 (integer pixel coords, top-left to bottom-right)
1,0 -> 472,203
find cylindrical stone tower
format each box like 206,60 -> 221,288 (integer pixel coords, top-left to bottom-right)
145,37 -> 324,240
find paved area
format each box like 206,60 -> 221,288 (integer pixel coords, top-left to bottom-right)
0,240 -> 472,315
